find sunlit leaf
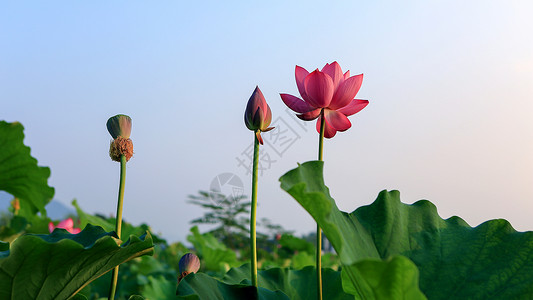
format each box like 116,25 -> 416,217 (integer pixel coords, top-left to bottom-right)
280,161 -> 533,299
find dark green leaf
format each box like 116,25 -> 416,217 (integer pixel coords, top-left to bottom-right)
0,224 -> 154,299
0,121 -> 54,217
177,272 -> 290,300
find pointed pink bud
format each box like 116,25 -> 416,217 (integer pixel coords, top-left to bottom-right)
244,86 -> 275,136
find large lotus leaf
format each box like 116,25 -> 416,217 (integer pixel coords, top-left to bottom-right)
0,121 -> 54,217
220,263 -> 352,300
280,161 -> 533,299
177,272 -> 290,300
0,224 -> 154,300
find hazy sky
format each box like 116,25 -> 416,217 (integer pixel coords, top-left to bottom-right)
2,1 -> 532,243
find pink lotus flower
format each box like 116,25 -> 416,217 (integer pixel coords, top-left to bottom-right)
280,62 -> 369,138
48,218 -> 81,234
244,86 -> 274,144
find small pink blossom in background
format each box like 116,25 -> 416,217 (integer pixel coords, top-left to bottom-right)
280,61 -> 369,138
48,218 -> 81,234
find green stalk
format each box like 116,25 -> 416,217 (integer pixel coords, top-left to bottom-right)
108,154 -> 127,300
250,131 -> 261,287
316,110 -> 325,300
250,131 -> 260,287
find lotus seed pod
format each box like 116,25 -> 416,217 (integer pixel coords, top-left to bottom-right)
109,137 -> 133,162
106,114 -> 132,139
177,253 -> 200,283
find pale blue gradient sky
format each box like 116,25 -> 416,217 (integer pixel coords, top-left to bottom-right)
2,1 -> 532,242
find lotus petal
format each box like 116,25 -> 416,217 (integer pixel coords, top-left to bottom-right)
280,93 -> 315,113
321,61 -> 344,90
338,99 -> 369,116
324,109 -> 352,131
329,74 -> 363,110
304,70 -> 334,108
316,115 -> 337,138
297,108 -> 322,121
295,65 -> 310,100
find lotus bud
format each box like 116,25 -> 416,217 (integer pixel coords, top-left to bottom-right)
244,86 -> 274,145
107,114 -> 134,162
177,253 -> 200,283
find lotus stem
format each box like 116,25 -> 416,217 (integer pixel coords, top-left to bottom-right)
250,130 -> 260,287
316,109 -> 325,300
108,154 -> 127,300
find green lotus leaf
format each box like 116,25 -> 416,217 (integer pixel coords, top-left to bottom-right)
280,160 -> 533,299
0,224 -> 154,299
177,272 -> 290,300
0,121 -> 54,217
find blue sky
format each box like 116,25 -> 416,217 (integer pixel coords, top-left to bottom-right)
2,1 -> 532,242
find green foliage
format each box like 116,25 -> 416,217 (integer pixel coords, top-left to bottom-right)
140,275 -> 177,300
0,121 -> 54,217
341,256 -> 423,300
0,224 -> 154,300
73,200 -> 176,299
278,233 -> 314,254
280,161 -> 533,299
80,251 -> 178,299
176,263 -> 352,299
222,264 -> 352,300
187,226 -> 239,273
73,199 -> 166,244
